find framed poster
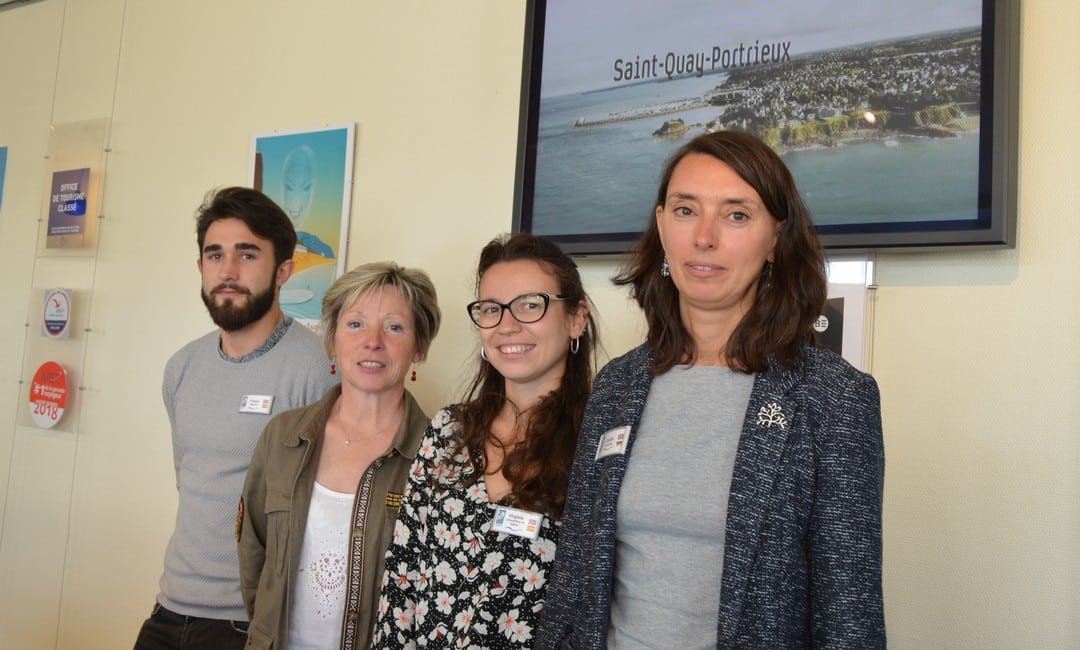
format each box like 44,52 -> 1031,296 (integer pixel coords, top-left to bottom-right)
250,123 -> 355,330
38,119 -> 109,257
513,0 -> 1019,254
46,167 -> 90,248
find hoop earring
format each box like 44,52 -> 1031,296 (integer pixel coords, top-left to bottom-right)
480,346 -> 488,362
570,337 -> 580,354
660,258 -> 670,278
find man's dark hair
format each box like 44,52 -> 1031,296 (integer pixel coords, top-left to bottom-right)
195,186 -> 297,267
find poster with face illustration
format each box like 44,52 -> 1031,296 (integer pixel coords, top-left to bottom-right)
250,124 -> 355,331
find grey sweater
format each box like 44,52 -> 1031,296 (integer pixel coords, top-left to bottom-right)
156,319 -> 337,620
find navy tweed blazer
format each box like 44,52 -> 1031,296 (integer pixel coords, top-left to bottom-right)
536,343 -> 885,649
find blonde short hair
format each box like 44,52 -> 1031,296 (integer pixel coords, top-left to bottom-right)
321,262 -> 441,359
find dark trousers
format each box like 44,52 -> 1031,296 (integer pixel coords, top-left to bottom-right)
134,602 -> 249,650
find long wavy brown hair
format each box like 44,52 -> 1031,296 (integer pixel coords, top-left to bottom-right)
454,233 -> 598,519
614,130 -> 826,374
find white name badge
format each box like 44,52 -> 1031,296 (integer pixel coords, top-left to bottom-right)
492,505 -> 543,540
595,425 -> 630,460
239,394 -> 274,415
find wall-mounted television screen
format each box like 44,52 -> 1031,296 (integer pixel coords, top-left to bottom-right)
512,0 -> 1019,254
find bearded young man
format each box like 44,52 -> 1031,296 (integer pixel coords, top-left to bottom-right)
134,187 -> 338,650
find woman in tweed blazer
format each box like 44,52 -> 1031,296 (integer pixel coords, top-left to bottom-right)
536,131 -> 885,649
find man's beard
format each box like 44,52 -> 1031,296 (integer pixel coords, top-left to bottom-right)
201,281 -> 277,332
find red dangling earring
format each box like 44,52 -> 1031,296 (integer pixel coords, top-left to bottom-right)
410,369 -> 417,382
330,358 -> 336,375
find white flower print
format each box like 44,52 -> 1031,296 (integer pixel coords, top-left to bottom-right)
410,463 -> 425,480
434,521 -> 462,550
482,551 -> 505,572
370,406 -> 562,649
451,446 -> 470,465
454,607 -> 475,631
389,562 -> 412,590
392,518 -> 411,546
434,463 -> 456,484
509,558 -> 532,580
432,409 -> 453,427
392,603 -> 414,630
435,590 -> 456,615
445,525 -> 461,548
413,599 -> 429,627
462,529 -> 483,556
418,439 -> 437,458
459,563 -> 482,583
509,620 -> 533,643
473,580 -> 491,603
413,565 -> 430,592
433,560 -> 456,586
522,567 -> 546,593
489,574 -> 509,597
530,537 -> 556,563
428,623 -> 450,643
498,609 -> 519,636
443,497 -> 466,517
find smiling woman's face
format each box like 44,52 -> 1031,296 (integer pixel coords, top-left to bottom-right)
476,260 -> 586,399
331,286 -> 420,398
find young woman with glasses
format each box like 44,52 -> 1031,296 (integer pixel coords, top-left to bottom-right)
371,232 -> 598,649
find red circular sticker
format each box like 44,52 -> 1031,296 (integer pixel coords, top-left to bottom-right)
28,361 -> 68,428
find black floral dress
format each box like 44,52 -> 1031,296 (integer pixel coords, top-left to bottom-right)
372,407 -> 560,649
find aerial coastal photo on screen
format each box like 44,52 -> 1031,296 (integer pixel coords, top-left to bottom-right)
530,0 -> 984,237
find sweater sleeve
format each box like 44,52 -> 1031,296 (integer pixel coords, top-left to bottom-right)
808,367 -> 886,648
161,348 -> 184,489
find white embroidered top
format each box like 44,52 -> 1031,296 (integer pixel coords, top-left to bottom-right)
288,481 -> 354,650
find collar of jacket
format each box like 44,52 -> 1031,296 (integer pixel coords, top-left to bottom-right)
280,384 -> 430,462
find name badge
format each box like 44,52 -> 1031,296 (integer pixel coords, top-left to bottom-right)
595,425 -> 630,460
239,394 -> 274,415
492,505 -> 543,540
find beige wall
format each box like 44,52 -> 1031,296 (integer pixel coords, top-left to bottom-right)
0,0 -> 1075,648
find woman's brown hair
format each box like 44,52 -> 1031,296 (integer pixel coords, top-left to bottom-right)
614,130 -> 826,374
455,233 -> 598,519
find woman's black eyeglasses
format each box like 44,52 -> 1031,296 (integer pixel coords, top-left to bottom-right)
466,292 -> 570,329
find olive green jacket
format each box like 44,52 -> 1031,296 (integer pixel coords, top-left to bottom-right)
238,385 -> 429,650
